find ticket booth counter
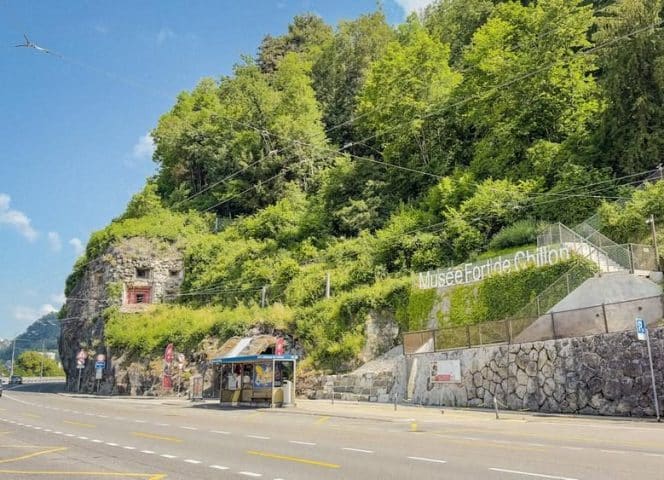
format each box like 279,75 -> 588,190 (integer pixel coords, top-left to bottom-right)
212,354 -> 297,408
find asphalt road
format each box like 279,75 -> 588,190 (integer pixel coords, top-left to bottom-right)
1,383 -> 664,479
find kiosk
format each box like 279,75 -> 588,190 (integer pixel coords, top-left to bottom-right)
212,354 -> 297,407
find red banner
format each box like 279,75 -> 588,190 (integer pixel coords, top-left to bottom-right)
164,343 -> 174,363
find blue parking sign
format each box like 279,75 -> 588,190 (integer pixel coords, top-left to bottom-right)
636,317 -> 647,341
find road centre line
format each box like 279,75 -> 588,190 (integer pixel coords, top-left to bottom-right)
407,456 -> 447,464
289,440 -> 316,446
211,430 -> 230,435
63,420 -> 96,428
210,465 -> 230,470
160,454 -> 177,459
184,459 -> 201,464
247,450 -> 340,469
132,432 -> 183,443
0,447 -> 68,464
342,447 -> 374,454
489,468 -> 579,480
106,442 -> 119,447
246,434 -> 270,440
124,446 -> 137,450
238,472 -> 262,477
180,426 -> 197,430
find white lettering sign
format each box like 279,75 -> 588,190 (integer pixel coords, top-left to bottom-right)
417,246 -> 569,290
430,360 -> 461,383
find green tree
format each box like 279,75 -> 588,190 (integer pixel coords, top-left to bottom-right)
459,0 -> 600,179
357,16 -> 461,199
423,0 -> 495,65
593,0 -> 664,174
15,351 -> 63,377
153,55 -> 329,215
258,14 -> 333,73
312,11 -> 395,146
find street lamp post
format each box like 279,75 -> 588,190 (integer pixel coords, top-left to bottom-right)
9,339 -> 16,378
647,214 -> 660,271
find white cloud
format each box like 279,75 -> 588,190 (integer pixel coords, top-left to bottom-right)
47,231 -> 62,252
393,0 -> 434,14
50,293 -> 66,305
156,27 -> 175,45
132,133 -> 156,160
69,237 -> 84,255
0,193 -> 38,242
13,304 -> 57,323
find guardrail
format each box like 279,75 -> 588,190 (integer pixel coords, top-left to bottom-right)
0,376 -> 65,384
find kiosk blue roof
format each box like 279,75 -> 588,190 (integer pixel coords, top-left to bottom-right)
211,354 -> 298,365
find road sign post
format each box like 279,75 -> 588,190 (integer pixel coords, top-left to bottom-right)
636,317 -> 660,421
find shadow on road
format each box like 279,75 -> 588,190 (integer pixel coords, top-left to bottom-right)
5,382 -> 66,393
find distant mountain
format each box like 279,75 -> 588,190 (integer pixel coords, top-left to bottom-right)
0,312 -> 60,361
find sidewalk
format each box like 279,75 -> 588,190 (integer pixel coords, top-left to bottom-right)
262,398 -> 664,427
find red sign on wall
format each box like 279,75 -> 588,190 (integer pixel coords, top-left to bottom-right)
275,338 -> 285,356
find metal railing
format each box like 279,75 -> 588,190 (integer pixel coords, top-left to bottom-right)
403,295 -> 664,354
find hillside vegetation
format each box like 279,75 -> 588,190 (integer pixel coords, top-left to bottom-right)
67,1 -> 664,371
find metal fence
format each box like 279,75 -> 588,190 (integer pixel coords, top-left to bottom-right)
403,295 -> 664,354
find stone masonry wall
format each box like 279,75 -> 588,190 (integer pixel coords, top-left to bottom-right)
59,237 -> 184,394
410,328 -> 664,416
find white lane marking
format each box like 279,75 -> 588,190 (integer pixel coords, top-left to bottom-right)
92,440 -> 103,443
184,459 -> 201,464
289,440 -> 316,446
135,420 -> 147,424
489,468 -> 579,480
644,453 -> 664,458
181,426 -> 197,430
238,472 -> 262,477
141,450 -> 155,454
161,454 -> 177,459
34,427 -> 42,430
44,429 -> 52,432
342,447 -> 374,454
561,446 -> 583,451
157,423 -> 170,427
210,465 -> 229,470
105,442 -> 119,447
600,449 -> 626,455
54,431 -> 62,435
407,456 -> 447,464
77,436 -> 88,440
123,446 -> 136,450
246,434 -> 270,440
65,434 -> 75,437
97,415 -> 109,418
211,430 -> 230,435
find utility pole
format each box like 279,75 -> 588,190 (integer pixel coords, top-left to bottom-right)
325,272 -> 331,299
9,338 -> 16,378
261,286 -> 267,308
40,340 -> 45,380
647,214 -> 660,271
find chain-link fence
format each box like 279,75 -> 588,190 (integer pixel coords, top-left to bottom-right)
403,295 -> 664,353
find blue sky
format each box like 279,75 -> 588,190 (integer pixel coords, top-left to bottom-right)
0,0 -> 430,339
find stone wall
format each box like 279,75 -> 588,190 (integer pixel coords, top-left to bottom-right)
59,237 -> 184,394
410,328 -> 664,416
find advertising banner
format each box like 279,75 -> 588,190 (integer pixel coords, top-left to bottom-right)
253,362 -> 273,388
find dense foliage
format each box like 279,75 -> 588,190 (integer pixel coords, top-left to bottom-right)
13,351 -> 64,377
69,1 -> 664,370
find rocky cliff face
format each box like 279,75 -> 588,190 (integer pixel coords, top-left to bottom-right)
58,237 -> 184,393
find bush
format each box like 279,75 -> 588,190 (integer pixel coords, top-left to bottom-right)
488,219 -> 539,250
443,257 -> 597,326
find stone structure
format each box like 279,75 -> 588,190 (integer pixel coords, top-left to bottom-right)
315,328 -> 664,417
59,237 -> 184,393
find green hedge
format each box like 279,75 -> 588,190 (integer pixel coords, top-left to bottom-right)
443,257 -> 597,327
